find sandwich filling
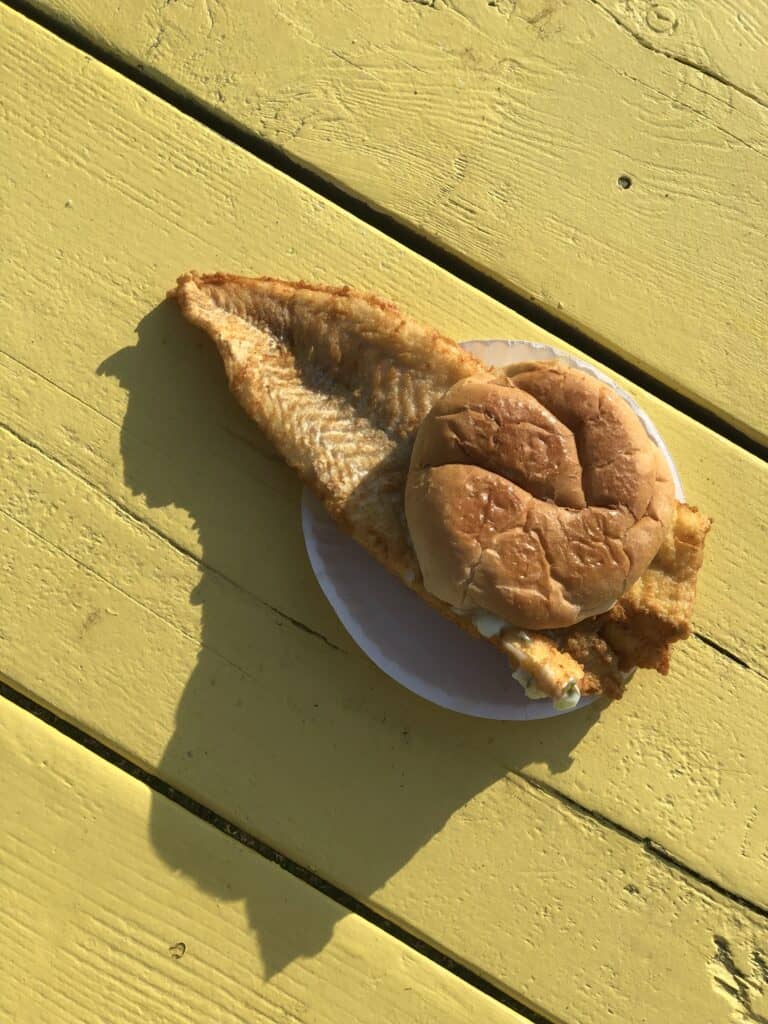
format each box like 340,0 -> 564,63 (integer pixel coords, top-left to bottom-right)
171,274 -> 710,708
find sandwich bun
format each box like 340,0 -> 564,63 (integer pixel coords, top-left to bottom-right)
405,361 -> 675,630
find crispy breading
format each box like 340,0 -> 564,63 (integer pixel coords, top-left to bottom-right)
603,504 -> 712,672
172,273 -> 709,700
173,273 -> 482,574
501,632 -> 586,699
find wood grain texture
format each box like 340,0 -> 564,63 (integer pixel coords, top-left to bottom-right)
1,8 -> 765,672
23,0 -> 768,442
2,9 -> 767,1022
596,0 -> 768,106
2,501 -> 768,1024
0,697 -> 531,1024
2,389 -> 767,902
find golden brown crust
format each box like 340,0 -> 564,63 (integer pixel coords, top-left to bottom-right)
172,271 -> 482,575
602,503 -> 712,672
172,271 -> 404,311
405,364 -> 676,629
172,272 -> 709,702
562,626 -> 628,700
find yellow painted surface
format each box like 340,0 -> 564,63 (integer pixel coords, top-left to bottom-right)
3,510 -> 768,1024
27,0 -> 768,441
1,698 -> 530,1024
2,371 -> 768,893
598,0 -> 768,103
2,7 -> 768,1024
0,7 -> 764,670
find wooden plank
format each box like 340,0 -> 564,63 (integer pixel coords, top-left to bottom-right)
2,10 -> 767,1021
2,506 -> 768,1024
0,697 -> 531,1024
0,8 -> 764,673
596,0 -> 768,105
0,0 -> 766,896
2,411 -> 767,900
1,343 -> 764,677
22,0 -> 768,442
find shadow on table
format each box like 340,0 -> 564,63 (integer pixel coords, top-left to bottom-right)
100,300 -> 603,979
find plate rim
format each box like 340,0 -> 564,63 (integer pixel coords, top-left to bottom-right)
300,339 -> 683,719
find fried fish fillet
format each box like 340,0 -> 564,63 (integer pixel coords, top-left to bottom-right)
173,273 -> 481,575
171,272 -> 709,700
603,503 -> 712,673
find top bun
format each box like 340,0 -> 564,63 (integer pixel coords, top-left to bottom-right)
405,361 -> 676,630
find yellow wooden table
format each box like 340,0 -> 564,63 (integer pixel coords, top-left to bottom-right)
2,3 -> 766,1022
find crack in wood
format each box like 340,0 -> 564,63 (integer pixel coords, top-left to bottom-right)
587,0 -> 768,113
3,0 -> 766,458
710,935 -> 768,1023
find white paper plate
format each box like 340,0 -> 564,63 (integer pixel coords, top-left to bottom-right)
302,340 -> 684,720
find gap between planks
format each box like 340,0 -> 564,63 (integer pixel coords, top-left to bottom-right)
0,415 -> 346,656
0,678 -> 554,1024
0,410 -> 759,680
4,0 -> 766,464
2,675 -> 766,932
